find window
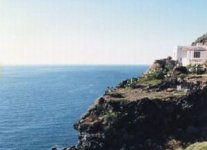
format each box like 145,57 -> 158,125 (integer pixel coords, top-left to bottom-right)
194,51 -> 201,58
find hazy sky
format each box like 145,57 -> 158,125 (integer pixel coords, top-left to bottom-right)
0,0 -> 207,65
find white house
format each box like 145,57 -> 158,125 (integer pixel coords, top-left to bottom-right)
173,45 -> 207,66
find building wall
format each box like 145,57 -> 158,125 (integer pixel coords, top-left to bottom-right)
186,50 -> 207,65
173,46 -> 187,63
188,51 -> 207,60
173,46 -> 207,66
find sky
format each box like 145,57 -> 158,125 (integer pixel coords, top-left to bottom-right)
0,0 -> 207,65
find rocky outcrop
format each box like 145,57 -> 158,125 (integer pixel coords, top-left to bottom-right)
192,33 -> 207,46
57,56 -> 207,150
64,85 -> 207,150
62,74 -> 207,150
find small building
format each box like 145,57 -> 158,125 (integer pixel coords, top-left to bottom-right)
173,45 -> 207,66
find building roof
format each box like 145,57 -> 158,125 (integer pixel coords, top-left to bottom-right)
180,46 -> 207,51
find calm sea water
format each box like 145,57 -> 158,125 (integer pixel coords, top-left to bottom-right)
0,65 -> 148,150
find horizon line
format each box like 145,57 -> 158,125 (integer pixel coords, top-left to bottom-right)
1,63 -> 150,66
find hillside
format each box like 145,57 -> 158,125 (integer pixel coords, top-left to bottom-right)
192,33 -> 207,46
55,57 -> 207,150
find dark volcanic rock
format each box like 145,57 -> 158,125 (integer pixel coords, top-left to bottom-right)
63,55 -> 207,150
65,85 -> 207,150
192,33 -> 207,46
150,57 -> 176,71
173,66 -> 188,75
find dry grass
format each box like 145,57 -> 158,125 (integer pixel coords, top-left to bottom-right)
185,142 -> 207,150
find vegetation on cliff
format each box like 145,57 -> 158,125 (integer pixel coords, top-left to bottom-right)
54,33 -> 207,150
60,57 -> 207,150
56,57 -> 207,150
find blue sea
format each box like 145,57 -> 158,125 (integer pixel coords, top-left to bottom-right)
0,65 -> 148,150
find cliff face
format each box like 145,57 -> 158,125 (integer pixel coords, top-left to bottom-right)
64,58 -> 207,150
67,83 -> 207,150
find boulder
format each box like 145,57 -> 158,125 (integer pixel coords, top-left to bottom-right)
173,66 -> 188,75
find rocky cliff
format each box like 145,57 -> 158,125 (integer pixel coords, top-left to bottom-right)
61,58 -> 207,150
192,33 -> 207,46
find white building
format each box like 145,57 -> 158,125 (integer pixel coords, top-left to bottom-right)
173,45 -> 207,66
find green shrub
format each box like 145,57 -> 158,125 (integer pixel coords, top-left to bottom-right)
138,77 -> 162,86
186,64 -> 206,74
166,63 -> 175,72
104,111 -> 118,122
145,68 -> 167,80
120,78 -> 139,88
